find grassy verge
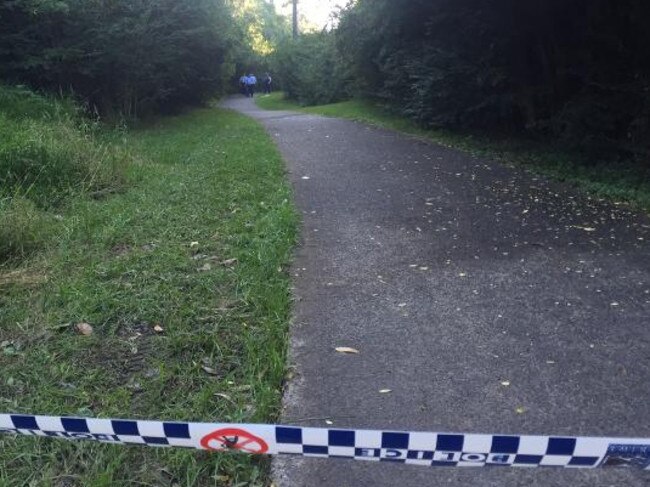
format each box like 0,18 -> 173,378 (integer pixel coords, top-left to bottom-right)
0,106 -> 297,486
257,93 -> 650,212
0,86 -> 129,261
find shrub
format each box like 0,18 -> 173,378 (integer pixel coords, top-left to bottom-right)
274,32 -> 352,106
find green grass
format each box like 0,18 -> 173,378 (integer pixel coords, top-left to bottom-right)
257,93 -> 650,212
0,107 -> 298,486
0,86 -> 129,262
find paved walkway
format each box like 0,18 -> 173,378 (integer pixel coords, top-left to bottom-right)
222,96 -> 649,486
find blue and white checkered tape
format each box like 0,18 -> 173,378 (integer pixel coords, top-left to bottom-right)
1,414 -> 649,469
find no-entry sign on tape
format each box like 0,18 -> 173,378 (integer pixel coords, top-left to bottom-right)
1,413 -> 649,469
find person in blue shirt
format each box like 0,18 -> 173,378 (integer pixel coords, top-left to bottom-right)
246,74 -> 257,98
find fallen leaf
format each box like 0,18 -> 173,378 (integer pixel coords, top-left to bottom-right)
610,302 -> 620,307
335,347 -> 359,354
379,389 -> 392,394
198,263 -> 212,272
397,303 -> 407,307
325,419 -> 333,425
76,323 -> 93,336
220,258 -> 238,267
153,324 -> 164,333
214,393 -> 235,404
546,360 -> 556,364
458,272 -> 467,277
500,380 -> 510,387
515,406 -> 526,414
301,176 -> 310,180
571,226 -> 596,232
201,366 -> 218,375
190,241 -> 199,247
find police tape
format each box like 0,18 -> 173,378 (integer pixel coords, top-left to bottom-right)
1,413 -> 649,469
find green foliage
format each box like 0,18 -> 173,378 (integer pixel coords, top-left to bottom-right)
0,196 -> 54,262
0,86 -> 128,207
0,107 -> 297,486
274,32 -> 351,106
227,0 -> 291,90
0,85 -> 130,261
0,85 -> 78,121
0,0 -> 238,116
316,0 -> 650,161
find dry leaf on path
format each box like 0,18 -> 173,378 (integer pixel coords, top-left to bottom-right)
571,226 -> 596,232
379,389 -> 392,394
335,347 -> 359,354
500,380 -> 511,387
153,324 -> 164,333
75,323 -> 93,336
201,365 -> 219,375
515,406 -> 526,414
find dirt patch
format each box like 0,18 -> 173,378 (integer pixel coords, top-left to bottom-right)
110,243 -> 133,257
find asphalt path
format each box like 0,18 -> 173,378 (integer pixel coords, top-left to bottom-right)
222,96 -> 649,486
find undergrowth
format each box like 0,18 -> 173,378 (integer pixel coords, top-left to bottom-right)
0,86 -> 129,262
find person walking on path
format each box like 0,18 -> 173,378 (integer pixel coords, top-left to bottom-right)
263,73 -> 273,94
239,74 -> 247,96
246,73 -> 257,98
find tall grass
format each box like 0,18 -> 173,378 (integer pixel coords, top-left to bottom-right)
0,86 -> 130,262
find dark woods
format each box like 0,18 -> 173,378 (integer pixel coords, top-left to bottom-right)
0,0 -> 236,117
1,0 -> 648,159
281,0 -> 650,160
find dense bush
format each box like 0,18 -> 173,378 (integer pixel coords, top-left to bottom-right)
274,32 -> 351,106
0,0 -> 237,117
276,0 -> 650,160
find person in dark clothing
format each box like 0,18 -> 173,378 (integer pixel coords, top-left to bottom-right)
245,73 -> 257,98
263,73 -> 272,94
239,74 -> 247,95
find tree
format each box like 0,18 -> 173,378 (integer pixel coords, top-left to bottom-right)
0,0 -> 240,116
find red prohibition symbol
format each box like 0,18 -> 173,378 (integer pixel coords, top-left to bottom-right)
200,428 -> 269,454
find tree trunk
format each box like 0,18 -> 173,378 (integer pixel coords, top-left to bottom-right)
292,0 -> 299,39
